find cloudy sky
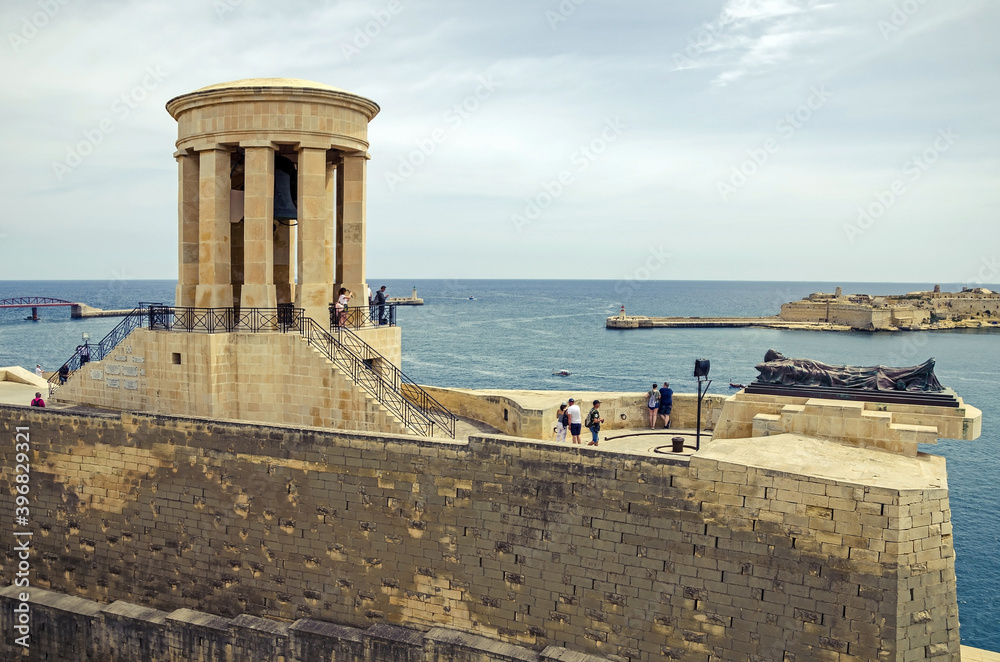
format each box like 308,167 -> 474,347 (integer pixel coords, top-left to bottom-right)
1,0 -> 997,283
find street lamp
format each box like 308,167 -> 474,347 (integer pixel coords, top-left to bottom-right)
694,359 -> 712,451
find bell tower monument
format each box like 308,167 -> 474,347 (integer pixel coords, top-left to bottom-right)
166,78 -> 379,323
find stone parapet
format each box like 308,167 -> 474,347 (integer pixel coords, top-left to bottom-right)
716,390 -> 981,454
415,385 -> 728,440
1,587 -> 603,662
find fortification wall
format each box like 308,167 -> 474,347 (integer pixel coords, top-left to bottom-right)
416,386 -> 726,441
0,587 -> 604,662
929,296 -> 1000,318
0,406 -> 960,660
779,302 -> 893,329
53,328 -> 406,434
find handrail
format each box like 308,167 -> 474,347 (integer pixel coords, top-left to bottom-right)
295,317 -> 442,437
47,302 -> 160,387
48,304 -> 456,438
332,324 -> 457,438
329,302 -> 397,329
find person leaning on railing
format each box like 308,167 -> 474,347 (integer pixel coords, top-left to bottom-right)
335,288 -> 353,327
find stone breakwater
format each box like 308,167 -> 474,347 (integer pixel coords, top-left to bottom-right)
607,315 -> 856,331
610,286 -> 1000,332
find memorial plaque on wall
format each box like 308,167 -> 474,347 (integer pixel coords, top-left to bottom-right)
122,366 -> 139,377
132,356 -> 145,363
105,365 -> 121,375
90,370 -> 103,381
123,379 -> 139,390
114,355 -> 127,362
107,378 -> 120,388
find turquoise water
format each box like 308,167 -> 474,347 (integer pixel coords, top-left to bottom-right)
1,279 -> 997,650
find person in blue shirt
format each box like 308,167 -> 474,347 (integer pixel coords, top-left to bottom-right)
657,381 -> 673,429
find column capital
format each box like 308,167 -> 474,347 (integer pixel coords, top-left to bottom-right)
295,141 -> 334,152
336,149 -> 370,160
173,148 -> 197,160
240,140 -> 278,150
190,142 -> 236,154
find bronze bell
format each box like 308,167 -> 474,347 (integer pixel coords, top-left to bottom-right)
273,154 -> 298,221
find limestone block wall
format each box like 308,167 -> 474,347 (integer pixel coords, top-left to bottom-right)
891,306 -> 931,326
415,387 -> 727,441
54,328 -> 407,435
715,391 -> 982,452
0,406 -> 963,661
780,301 -> 830,323
779,302 -> 892,329
930,295 -> 1000,318
0,587 -> 609,662
353,324 -> 403,368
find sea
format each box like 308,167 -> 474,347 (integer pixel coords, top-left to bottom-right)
1,278 -> 997,651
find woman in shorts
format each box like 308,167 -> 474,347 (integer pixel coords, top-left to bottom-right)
646,383 -> 659,429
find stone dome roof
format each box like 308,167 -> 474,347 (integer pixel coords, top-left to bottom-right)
192,78 -> 349,94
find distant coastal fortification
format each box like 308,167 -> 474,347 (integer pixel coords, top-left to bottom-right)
608,285 -> 1000,332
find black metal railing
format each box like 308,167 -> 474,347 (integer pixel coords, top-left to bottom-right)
47,303 -> 455,438
297,317 -> 449,437
48,302 -> 159,387
329,303 -> 397,330
331,324 -> 457,438
149,305 -> 301,333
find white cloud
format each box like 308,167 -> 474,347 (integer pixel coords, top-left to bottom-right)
0,0 -> 997,281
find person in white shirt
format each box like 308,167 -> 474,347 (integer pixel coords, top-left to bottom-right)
566,398 -> 583,444
35,364 -> 43,377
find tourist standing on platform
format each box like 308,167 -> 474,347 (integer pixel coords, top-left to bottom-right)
646,383 -> 660,429
79,343 -> 90,366
586,400 -> 605,446
658,381 -> 673,429
555,402 -> 569,443
374,286 -> 388,325
335,288 -> 352,327
566,398 -> 583,444
35,364 -> 43,377
30,392 -> 45,407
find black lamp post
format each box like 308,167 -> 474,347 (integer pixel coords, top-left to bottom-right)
694,358 -> 712,451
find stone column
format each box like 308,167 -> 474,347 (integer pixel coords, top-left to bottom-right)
194,146 -> 234,309
174,150 -> 199,308
336,152 -> 368,301
240,143 -> 277,309
273,222 -> 294,305
294,146 -> 334,323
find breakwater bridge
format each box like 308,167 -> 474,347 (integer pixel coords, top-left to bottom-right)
0,296 -> 131,320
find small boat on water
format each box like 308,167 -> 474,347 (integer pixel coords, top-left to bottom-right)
468,296 -> 475,300
729,382 -> 747,389
553,370 -> 571,376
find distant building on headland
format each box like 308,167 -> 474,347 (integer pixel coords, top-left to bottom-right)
779,285 -> 1000,331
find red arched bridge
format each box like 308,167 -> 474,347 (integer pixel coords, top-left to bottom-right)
0,297 -> 130,319
0,296 -> 78,307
